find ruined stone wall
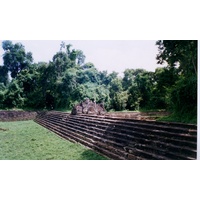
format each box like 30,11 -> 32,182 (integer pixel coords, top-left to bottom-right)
0,111 -> 37,122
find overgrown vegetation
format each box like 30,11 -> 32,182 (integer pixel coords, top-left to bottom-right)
0,120 -> 108,160
157,111 -> 197,124
0,40 -> 197,123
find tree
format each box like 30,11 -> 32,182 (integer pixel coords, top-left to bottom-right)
78,65 -> 100,84
3,80 -> 24,108
82,62 -> 95,70
54,68 -> 79,109
156,40 -> 197,120
0,83 -> 6,108
59,41 -> 85,66
156,40 -> 197,76
75,50 -> 86,66
109,77 -> 128,111
122,69 -> 154,110
0,65 -> 9,86
2,40 -> 33,78
150,67 -> 178,109
52,51 -> 72,77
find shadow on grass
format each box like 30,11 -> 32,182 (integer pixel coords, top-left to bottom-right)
79,149 -> 109,160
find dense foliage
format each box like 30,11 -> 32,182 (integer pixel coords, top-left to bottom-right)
156,40 -> 197,122
0,40 -> 197,122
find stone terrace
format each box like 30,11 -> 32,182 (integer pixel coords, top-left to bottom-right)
34,111 -> 197,160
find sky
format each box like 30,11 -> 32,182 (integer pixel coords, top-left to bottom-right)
0,40 -> 164,76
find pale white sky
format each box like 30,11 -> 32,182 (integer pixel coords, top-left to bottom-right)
0,40 -> 164,75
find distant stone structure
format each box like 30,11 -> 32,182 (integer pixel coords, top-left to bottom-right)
71,98 -> 106,115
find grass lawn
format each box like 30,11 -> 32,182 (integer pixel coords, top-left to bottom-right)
0,120 -> 108,160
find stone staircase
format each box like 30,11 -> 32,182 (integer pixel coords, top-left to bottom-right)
34,111 -> 197,160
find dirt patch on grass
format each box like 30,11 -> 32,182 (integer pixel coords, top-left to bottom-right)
0,127 -> 9,131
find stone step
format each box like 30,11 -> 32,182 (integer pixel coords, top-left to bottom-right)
65,115 -> 196,146
36,111 -> 196,130
34,113 -> 197,155
35,115 -> 196,159
39,113 -> 197,141
34,111 -> 197,160
71,114 -> 197,135
37,111 -> 197,134
35,118 -> 159,160
62,120 -> 196,159
35,118 -> 130,160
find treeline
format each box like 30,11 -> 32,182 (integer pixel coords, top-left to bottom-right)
0,40 -> 197,122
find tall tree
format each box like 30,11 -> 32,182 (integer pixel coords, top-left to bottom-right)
150,67 -> 178,109
52,51 -> 72,77
109,77 -> 128,111
156,40 -> 197,120
156,40 -> 197,76
123,69 -> 153,110
59,41 -> 85,66
2,40 -> 33,78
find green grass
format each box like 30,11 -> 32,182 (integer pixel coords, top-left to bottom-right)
0,120 -> 108,160
157,113 -> 197,124
139,108 -> 167,112
54,108 -> 71,112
